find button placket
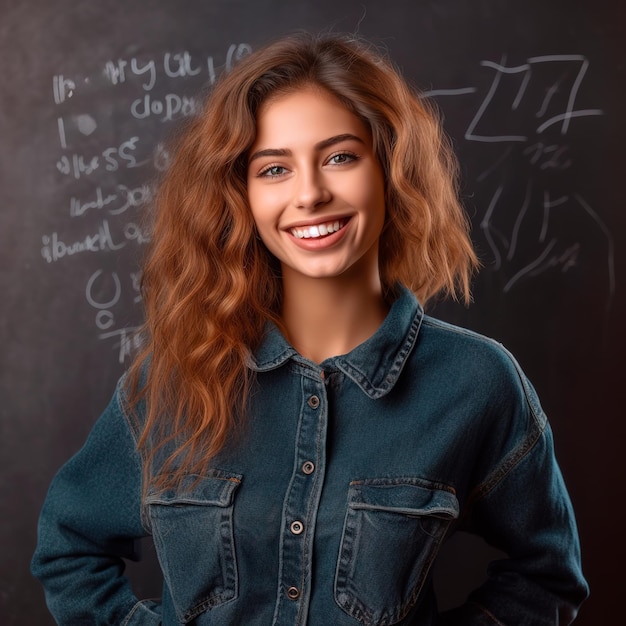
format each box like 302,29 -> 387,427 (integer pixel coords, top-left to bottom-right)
272,374 -> 327,624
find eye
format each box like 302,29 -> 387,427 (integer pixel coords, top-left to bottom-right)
258,164 -> 288,178
327,151 -> 358,166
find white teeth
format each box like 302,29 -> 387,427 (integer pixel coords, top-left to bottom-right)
291,219 -> 345,239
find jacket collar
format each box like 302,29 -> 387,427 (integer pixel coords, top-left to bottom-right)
248,285 -> 423,399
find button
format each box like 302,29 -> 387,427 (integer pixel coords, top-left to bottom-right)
302,461 -> 315,475
307,395 -> 320,409
287,586 -> 300,600
290,520 -> 304,535
320,370 -> 325,380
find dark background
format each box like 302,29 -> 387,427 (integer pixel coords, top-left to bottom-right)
1,1 -> 623,623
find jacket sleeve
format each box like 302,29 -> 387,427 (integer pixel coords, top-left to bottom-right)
31,378 -> 161,625
440,357 -> 589,625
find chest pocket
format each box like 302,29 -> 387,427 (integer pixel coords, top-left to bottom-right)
146,470 -> 242,624
335,478 -> 459,626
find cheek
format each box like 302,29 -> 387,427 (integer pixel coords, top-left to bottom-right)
248,184 -> 286,221
361,176 -> 386,225
247,186 -> 272,230
248,197 -> 285,254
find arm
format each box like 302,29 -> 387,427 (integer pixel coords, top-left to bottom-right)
441,358 -> 589,625
441,426 -> 588,624
31,380 -> 161,625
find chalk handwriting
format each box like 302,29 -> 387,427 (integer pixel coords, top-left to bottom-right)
464,55 -> 604,142
428,53 -> 614,310
46,42 -> 253,364
99,326 -> 143,363
479,180 -> 614,305
504,241 -> 581,293
86,269 -> 122,309
164,51 -> 202,78
86,269 -> 122,330
69,184 -> 155,218
130,92 -> 202,121
523,142 -> 572,170
41,220 -> 125,263
85,270 -> 144,361
104,57 -> 157,91
56,153 -> 99,179
123,221 -> 151,245
101,45 -> 251,93
41,219 -> 150,263
130,272 -> 142,303
69,187 -> 118,217
56,137 -> 145,179
52,75 -> 75,104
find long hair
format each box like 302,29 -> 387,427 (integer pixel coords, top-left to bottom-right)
126,32 -> 478,490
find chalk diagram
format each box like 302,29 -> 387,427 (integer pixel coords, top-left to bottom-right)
426,55 -> 615,312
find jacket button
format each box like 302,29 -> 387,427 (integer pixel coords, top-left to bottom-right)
307,395 -> 320,409
287,586 -> 300,600
290,520 -> 304,535
302,461 -> 315,475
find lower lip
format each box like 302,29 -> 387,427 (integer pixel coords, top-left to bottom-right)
287,220 -> 351,251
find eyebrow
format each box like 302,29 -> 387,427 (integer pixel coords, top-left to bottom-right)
248,133 -> 365,164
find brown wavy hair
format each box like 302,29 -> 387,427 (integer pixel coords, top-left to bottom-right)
127,32 -> 478,490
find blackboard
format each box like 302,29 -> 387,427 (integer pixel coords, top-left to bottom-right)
1,1 -> 624,624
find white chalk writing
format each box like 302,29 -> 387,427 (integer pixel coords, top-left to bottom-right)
429,53 -> 614,310
41,219 -> 150,263
69,184 -> 155,218
46,42 -> 252,363
130,93 -> 202,121
41,220 -> 125,263
56,136 -> 145,179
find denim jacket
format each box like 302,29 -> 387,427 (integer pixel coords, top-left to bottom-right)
32,285 -> 588,625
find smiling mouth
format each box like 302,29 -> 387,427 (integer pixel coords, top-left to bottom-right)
289,218 -> 348,240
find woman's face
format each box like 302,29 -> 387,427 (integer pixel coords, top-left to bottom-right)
246,86 -> 386,284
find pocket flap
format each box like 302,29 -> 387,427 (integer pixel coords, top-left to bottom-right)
146,470 -> 242,507
348,479 -> 459,518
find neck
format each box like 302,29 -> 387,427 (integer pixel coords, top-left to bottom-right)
280,268 -> 389,364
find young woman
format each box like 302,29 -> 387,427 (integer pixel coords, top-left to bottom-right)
32,33 -> 588,625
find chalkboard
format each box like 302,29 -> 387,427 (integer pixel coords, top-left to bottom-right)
1,1 -> 624,624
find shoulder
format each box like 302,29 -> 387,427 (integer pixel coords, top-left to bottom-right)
419,315 -> 522,375
112,370 -> 149,444
417,315 -> 514,371
414,315 -> 545,427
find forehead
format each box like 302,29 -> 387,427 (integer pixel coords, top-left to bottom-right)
252,86 -> 370,147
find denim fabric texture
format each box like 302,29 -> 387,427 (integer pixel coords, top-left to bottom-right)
32,285 -> 588,625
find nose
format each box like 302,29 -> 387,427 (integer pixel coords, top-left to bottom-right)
293,169 -> 331,210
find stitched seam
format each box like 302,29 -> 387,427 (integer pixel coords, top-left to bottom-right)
465,418 -> 544,511
336,313 -> 422,398
121,599 -> 152,626
115,375 -> 153,534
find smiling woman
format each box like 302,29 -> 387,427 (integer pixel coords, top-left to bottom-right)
247,87 -> 388,358
32,33 -> 588,625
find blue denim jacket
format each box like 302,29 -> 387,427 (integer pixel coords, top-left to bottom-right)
32,286 -> 588,625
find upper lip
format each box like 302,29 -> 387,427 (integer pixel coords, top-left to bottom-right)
283,214 -> 351,230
